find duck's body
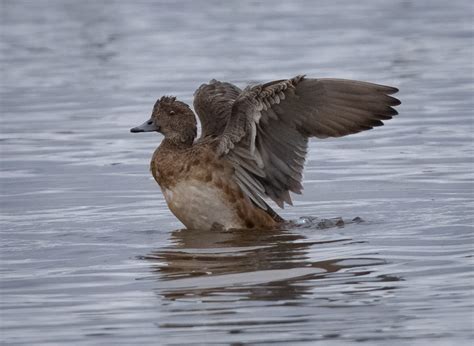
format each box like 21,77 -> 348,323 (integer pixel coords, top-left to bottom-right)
131,76 -> 400,230
150,139 -> 280,230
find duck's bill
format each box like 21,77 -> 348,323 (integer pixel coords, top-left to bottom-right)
130,118 -> 160,133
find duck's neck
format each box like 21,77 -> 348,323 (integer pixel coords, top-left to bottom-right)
151,136 -> 194,188
152,136 -> 193,165
159,136 -> 194,151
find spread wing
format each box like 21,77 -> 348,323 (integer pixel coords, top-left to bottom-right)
217,75 -> 400,209
193,79 -> 242,139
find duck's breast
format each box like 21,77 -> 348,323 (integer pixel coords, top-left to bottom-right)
161,179 -> 243,230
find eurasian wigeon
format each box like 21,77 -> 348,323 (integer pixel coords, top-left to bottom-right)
131,75 -> 400,230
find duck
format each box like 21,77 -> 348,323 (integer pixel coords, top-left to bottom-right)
130,75 -> 400,230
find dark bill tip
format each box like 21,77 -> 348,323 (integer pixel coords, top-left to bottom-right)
130,127 -> 144,133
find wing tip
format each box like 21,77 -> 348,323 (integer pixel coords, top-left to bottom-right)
387,95 -> 401,106
387,106 -> 399,116
386,86 -> 399,95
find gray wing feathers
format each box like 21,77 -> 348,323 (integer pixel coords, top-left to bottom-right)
294,78 -> 400,138
193,80 -> 242,138
256,121 -> 307,207
215,75 -> 400,208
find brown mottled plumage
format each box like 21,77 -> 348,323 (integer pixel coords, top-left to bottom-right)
131,76 -> 400,230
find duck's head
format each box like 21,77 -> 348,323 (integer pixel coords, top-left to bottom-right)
130,96 -> 197,144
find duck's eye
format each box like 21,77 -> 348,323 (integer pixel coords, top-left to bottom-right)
169,111 -> 175,116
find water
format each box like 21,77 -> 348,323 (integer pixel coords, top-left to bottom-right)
1,0 -> 473,344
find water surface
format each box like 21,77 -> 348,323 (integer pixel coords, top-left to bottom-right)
1,0 -> 473,345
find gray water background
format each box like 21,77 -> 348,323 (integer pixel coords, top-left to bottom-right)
1,0 -> 473,345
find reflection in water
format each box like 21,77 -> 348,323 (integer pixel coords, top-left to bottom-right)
144,226 -> 400,301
